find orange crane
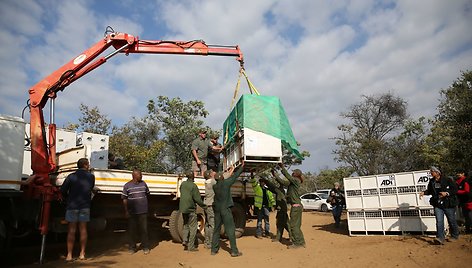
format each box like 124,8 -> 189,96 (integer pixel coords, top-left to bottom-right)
27,27 -> 243,263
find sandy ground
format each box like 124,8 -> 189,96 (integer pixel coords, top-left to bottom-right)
7,211 -> 472,268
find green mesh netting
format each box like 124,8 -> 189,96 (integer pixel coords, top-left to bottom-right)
223,94 -> 303,159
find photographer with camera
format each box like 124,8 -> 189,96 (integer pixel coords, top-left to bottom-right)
327,182 -> 345,228
420,166 -> 459,245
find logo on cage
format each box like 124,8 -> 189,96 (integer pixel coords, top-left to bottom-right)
380,179 -> 394,186
417,176 -> 429,184
378,175 -> 396,187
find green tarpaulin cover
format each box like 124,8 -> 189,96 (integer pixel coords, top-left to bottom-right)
223,94 -> 303,159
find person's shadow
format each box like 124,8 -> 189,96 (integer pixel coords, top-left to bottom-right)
311,218 -> 350,235
86,217 -> 170,258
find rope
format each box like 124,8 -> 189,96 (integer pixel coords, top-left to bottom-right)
225,67 -> 261,145
241,69 -> 260,96
229,67 -> 261,110
230,68 -> 244,110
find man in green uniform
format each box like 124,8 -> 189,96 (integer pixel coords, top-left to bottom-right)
211,164 -> 244,257
277,163 -> 305,249
191,129 -> 211,177
259,169 -> 291,243
191,129 -> 223,177
179,172 -> 206,252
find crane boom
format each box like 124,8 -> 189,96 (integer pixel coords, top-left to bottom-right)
27,30 -> 244,242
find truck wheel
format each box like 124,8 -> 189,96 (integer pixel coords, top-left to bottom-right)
196,211 -> 206,243
169,210 -> 205,244
0,220 -> 6,252
221,203 -> 246,238
169,210 -> 183,243
0,219 -> 11,259
11,221 -> 34,239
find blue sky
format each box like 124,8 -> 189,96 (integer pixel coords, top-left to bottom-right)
1,0 -> 471,173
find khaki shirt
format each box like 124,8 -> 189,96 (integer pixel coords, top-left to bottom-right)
191,137 -> 211,160
204,178 -> 217,206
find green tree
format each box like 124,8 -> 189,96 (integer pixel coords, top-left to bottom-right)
109,116 -> 164,173
299,172 -> 317,194
77,104 -> 111,134
314,166 -> 354,190
385,117 -> 429,172
421,118 -> 451,171
147,96 -> 209,173
425,70 -> 472,173
70,97 -> 215,173
62,122 -> 79,131
438,70 -> 472,172
334,93 -> 408,175
298,166 -> 353,194
282,145 -> 310,169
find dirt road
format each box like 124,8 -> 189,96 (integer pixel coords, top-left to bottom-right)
8,211 -> 472,268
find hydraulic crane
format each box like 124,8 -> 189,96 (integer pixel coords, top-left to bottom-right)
27,27 -> 243,263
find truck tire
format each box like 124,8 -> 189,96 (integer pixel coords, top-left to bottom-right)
0,219 -> 11,259
169,210 -> 183,243
195,208 -> 206,243
0,220 -> 6,255
221,203 -> 246,238
169,210 -> 205,244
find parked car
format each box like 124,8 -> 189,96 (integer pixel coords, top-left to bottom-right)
317,189 -> 347,210
300,192 -> 332,212
316,189 -> 331,196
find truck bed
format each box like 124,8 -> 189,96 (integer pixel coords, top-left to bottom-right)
54,168 -> 254,198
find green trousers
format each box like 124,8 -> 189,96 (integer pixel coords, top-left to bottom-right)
204,206 -> 215,248
289,205 -> 305,246
182,212 -> 198,250
275,205 -> 290,241
212,207 -> 239,254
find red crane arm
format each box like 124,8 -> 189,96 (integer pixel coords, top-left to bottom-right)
27,30 -> 244,236
30,32 -> 243,108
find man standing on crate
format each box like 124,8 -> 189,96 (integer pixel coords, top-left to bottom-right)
191,129 -> 223,177
327,182 -> 345,228
420,166 -> 459,245
207,134 -> 223,172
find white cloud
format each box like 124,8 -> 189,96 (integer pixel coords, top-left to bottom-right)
155,0 -> 274,41
0,0 -> 43,36
0,1 -> 43,117
1,0 -> 471,173
55,79 -> 139,124
360,6 -> 399,36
